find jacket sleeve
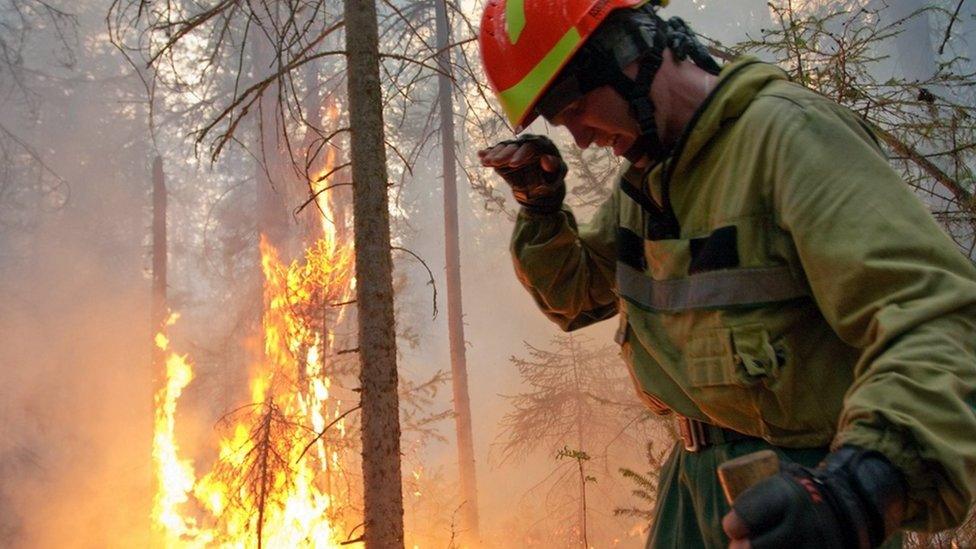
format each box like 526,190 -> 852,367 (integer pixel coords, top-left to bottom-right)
771,99 -> 976,531
510,191 -> 620,331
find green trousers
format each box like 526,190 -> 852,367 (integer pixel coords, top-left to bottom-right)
646,439 -> 903,549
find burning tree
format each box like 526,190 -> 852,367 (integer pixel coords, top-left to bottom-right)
106,0 -> 485,544
152,224 -> 360,547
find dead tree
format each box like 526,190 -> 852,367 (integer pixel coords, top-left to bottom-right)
148,154 -> 167,543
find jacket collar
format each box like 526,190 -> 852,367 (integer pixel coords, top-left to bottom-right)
666,58 -> 789,181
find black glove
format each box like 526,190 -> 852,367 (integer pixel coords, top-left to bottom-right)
732,446 -> 907,549
492,134 -> 567,215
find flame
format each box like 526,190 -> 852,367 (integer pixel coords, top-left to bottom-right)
411,468 -> 423,498
152,313 -> 208,544
312,102 -> 343,251
151,148 -> 358,547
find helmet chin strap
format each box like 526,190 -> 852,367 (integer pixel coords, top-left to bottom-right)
615,54 -> 670,166
593,15 -> 669,167
610,16 -> 722,166
622,135 -> 660,166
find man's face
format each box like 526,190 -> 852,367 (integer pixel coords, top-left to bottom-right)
546,84 -> 642,158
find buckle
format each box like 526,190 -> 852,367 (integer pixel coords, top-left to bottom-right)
677,416 -> 709,452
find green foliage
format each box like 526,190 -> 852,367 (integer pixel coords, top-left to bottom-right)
556,446 -> 598,484
614,441 -> 667,526
557,446 -> 592,463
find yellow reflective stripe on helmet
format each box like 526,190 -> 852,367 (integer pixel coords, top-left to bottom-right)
505,0 -> 525,44
498,27 -> 582,127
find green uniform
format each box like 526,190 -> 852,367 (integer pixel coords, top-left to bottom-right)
511,58 -> 976,540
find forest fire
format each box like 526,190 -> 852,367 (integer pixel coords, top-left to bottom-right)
150,166 -> 358,546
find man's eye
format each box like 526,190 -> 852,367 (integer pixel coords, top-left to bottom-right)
569,97 -> 585,115
552,98 -> 583,125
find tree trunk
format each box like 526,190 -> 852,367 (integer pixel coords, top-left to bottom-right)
569,334 -> 586,547
150,155 -> 166,545
151,156 -> 167,363
434,0 -> 481,542
345,0 -> 405,547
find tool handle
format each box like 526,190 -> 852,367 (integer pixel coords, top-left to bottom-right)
717,449 -> 781,504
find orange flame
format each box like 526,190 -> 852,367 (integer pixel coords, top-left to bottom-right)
152,313 -> 210,544
151,156 -> 357,546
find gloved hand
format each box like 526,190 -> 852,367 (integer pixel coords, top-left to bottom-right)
722,446 -> 907,549
478,134 -> 567,215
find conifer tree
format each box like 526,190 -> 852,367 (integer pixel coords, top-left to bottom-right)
499,333 -> 651,546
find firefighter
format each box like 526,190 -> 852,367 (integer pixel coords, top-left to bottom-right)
477,1 -> 976,547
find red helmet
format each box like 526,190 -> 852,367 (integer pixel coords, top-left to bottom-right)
479,0 -> 667,131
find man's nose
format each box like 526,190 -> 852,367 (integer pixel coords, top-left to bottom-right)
568,124 -> 592,149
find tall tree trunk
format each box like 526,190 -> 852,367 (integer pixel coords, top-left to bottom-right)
569,334 -> 586,547
151,155 -> 167,384
345,0 -> 405,547
149,155 -> 166,545
434,0 -> 480,542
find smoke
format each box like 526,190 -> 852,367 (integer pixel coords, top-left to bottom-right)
0,2 -> 157,543
0,176 -> 152,547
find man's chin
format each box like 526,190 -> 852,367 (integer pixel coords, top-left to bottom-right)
621,140 -> 646,164
621,135 -> 673,165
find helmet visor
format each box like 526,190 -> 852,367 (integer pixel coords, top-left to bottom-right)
535,51 -> 609,123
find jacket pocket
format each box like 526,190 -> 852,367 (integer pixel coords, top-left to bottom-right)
686,324 -> 782,387
685,324 -> 785,437
686,327 -> 737,386
617,317 -> 673,416
730,324 -> 783,386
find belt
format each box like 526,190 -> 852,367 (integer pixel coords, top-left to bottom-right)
676,415 -> 756,452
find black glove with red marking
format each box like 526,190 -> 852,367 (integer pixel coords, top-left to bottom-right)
727,446 -> 907,549
479,134 -> 567,215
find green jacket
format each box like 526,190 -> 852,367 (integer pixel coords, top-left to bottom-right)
511,58 -> 976,531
